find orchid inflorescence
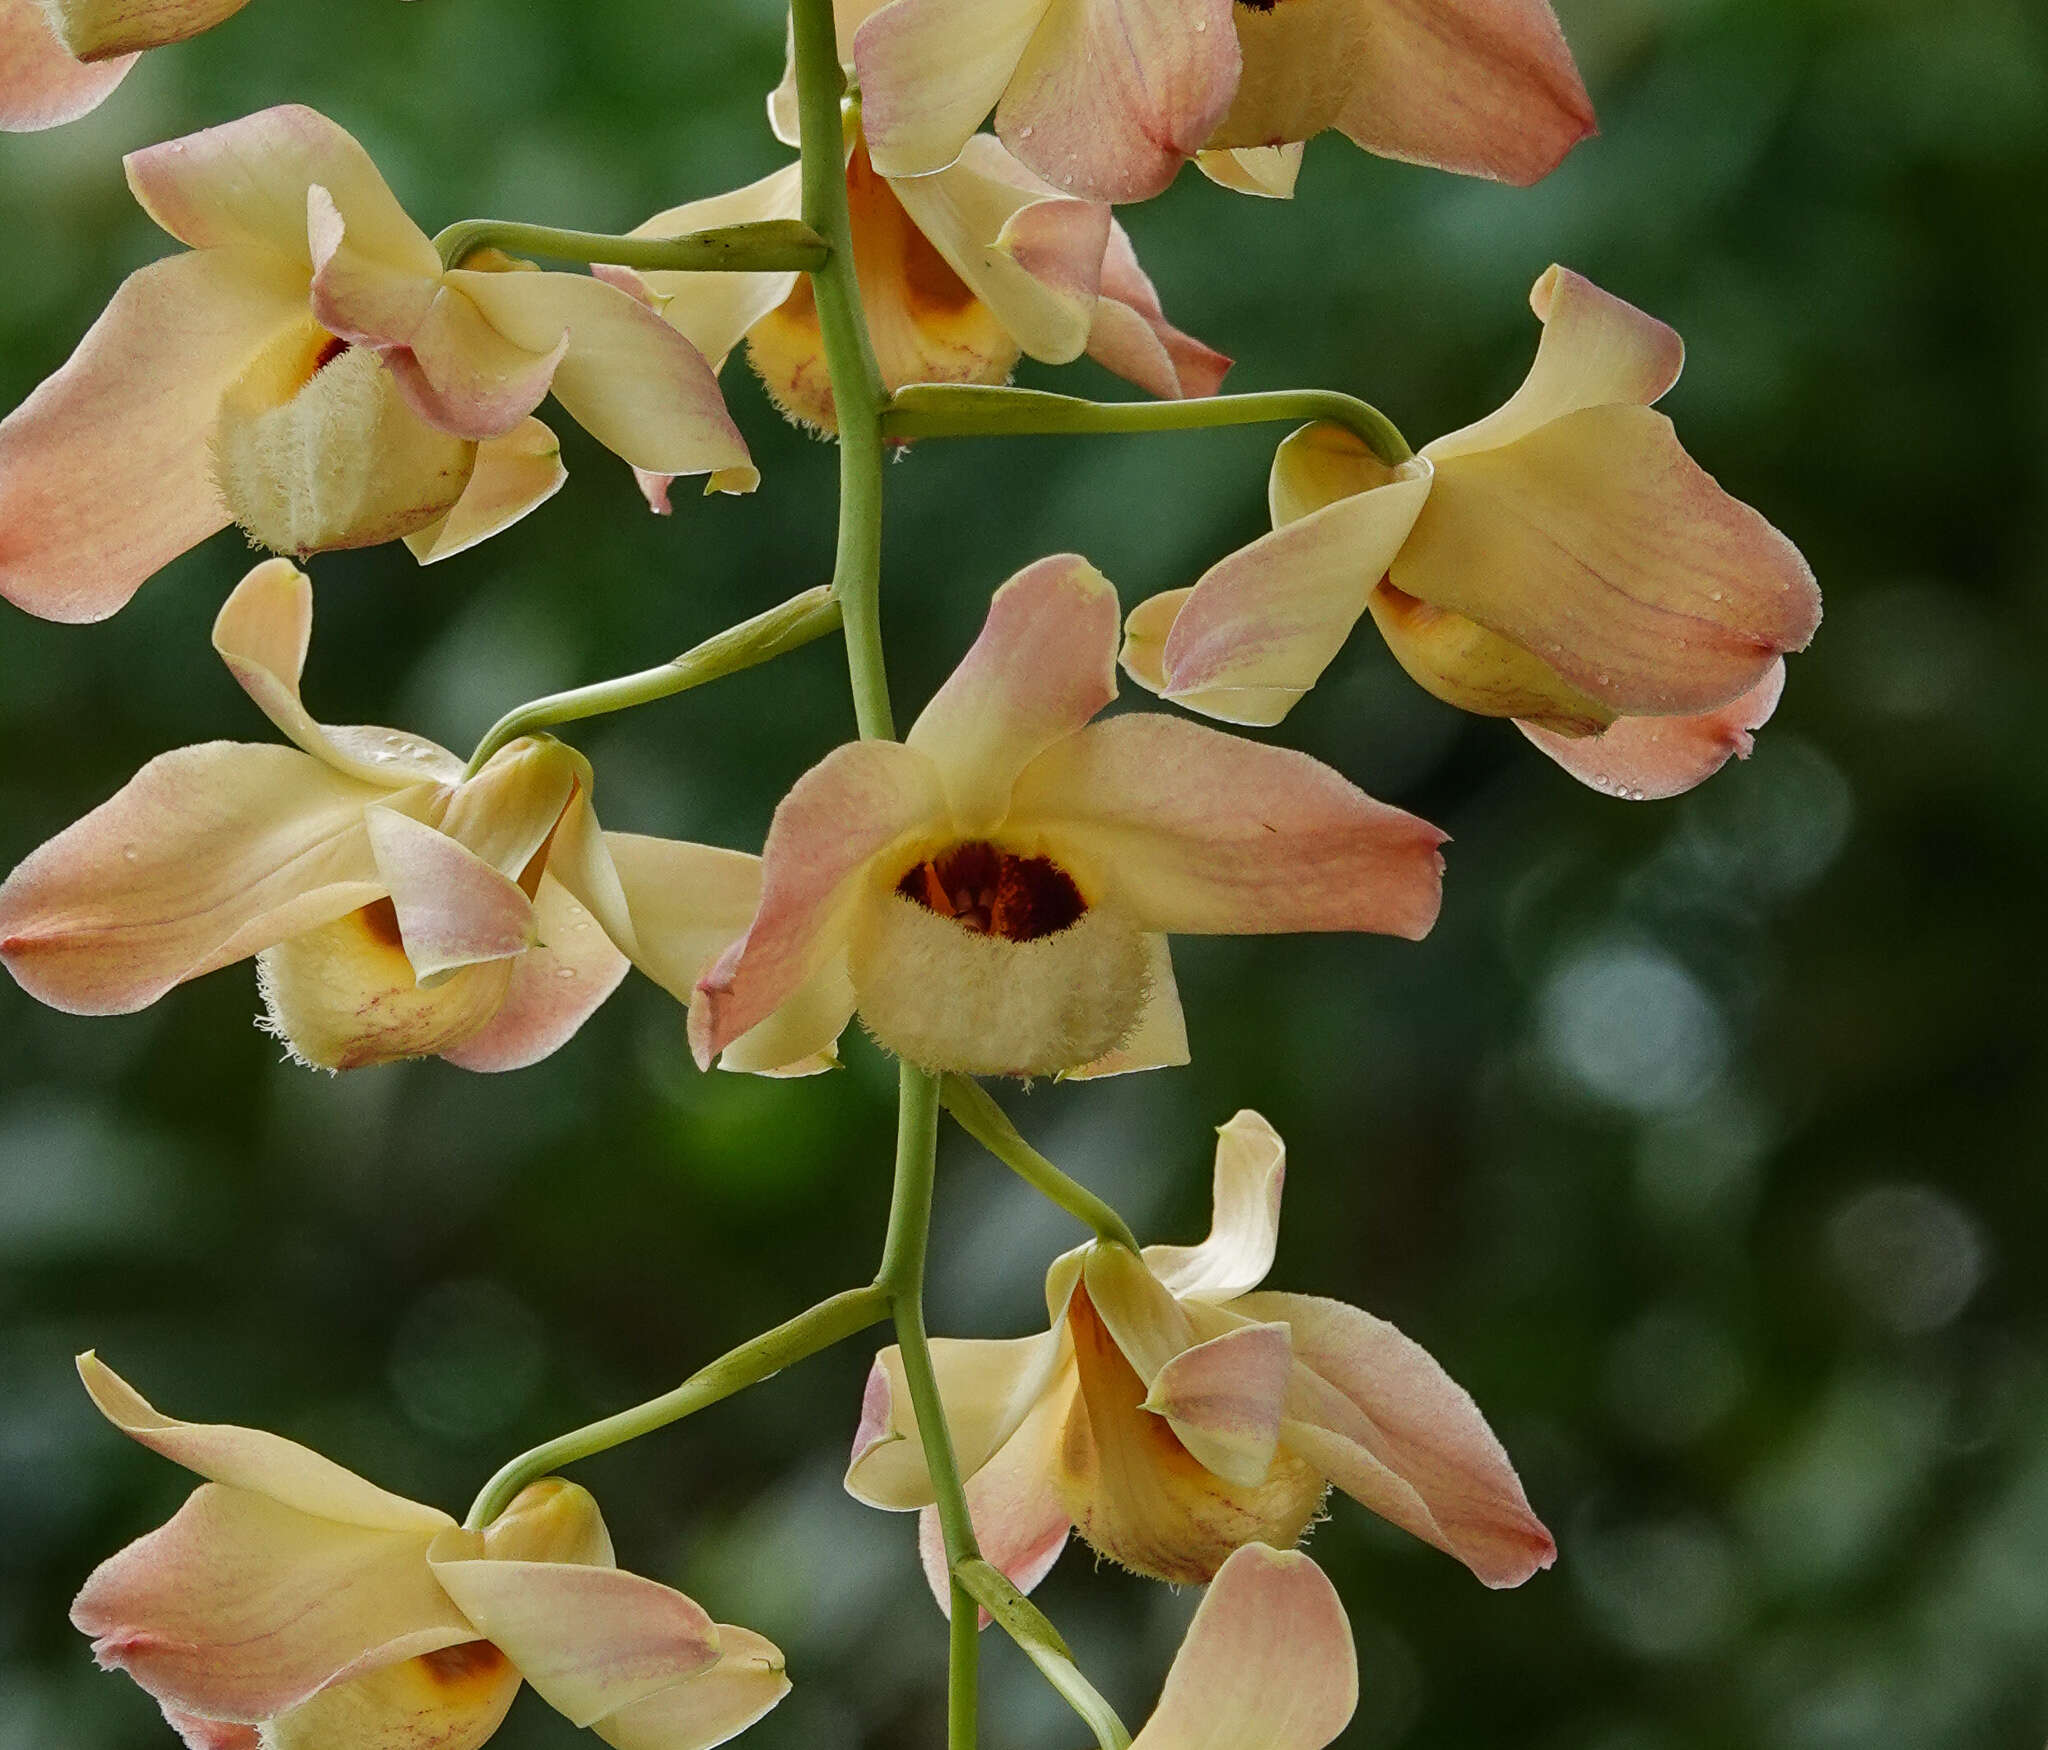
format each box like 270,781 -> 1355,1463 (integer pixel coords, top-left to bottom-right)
1,0 -> 1819,1742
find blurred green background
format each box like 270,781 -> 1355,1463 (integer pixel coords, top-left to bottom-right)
3,0 -> 2045,1744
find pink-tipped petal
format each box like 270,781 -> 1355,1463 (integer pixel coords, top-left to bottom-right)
377,284 -> 566,442
447,269 -> 755,488
905,554 -> 1120,832
439,876 -> 629,1073
43,0 -> 254,60
995,0 -> 1242,203
690,740 -> 943,1065
304,183 -> 440,352
917,1387 -> 1071,1615
0,0 -> 134,131
854,0 -> 1053,182
1232,1290 -> 1555,1588
713,950 -> 856,1078
0,248 -> 307,623
1010,714 -> 1447,941
72,1486 -> 469,1722
1519,655 -> 1786,800
1088,221 -> 1231,400
0,746 -> 383,1014
1128,1544 -> 1356,1750
362,809 -> 536,983
125,105 -> 436,269
1144,1111 -> 1286,1302
264,1645 -> 522,1750
1153,458 -> 1434,726
425,1545 -> 721,1730
405,417 -> 567,564
1428,265 -> 1685,462
1143,1320 -> 1294,1488
1401,403 -> 1820,715
1217,0 -> 1593,189
592,1624 -> 791,1750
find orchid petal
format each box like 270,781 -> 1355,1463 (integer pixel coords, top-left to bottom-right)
448,269 -> 755,489
1085,222 -> 1231,400
440,876 -> 629,1072
1428,265 -> 1685,462
713,950 -> 855,1078
1193,145 -> 1303,201
1398,403 -> 1819,714
426,1542 -> 721,1729
918,1386 -> 1071,1614
1127,1544 -> 1356,1750
265,1646 -> 522,1750
304,184 -> 440,353
691,740 -> 942,1065
363,809 -> 535,982
1149,458 -> 1434,726
1365,582 -> 1613,732
126,105 -> 436,271
0,0 -> 133,131
161,1710 -> 260,1750
72,1486 -> 467,1722
845,1329 -> 1069,1510
1143,1320 -> 1293,1488
854,0 -> 1053,182
0,247 -> 306,622
1232,1290 -> 1555,1588
1064,933 -> 1189,1080
1011,715 -> 1446,941
43,0 -> 252,60
1268,417 -> 1393,527
995,0 -> 1242,203
594,1625 -> 790,1750
906,555 -> 1119,833
1117,588 -> 1187,698
1145,1111 -> 1286,1301
478,1478 -> 616,1568
1081,1244 -> 1196,1384
429,738 -> 580,880
602,833 -> 761,1005
1215,0 -> 1593,189
1519,655 -> 1786,800
375,281 -> 566,442
0,745 -> 383,1014
405,418 -> 567,564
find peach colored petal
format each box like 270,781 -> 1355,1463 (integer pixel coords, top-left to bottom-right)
1232,1289 -> 1555,1588
362,809 -> 535,982
1365,581 -> 1613,732
917,1385 -> 1071,1614
1399,403 -> 1819,714
854,0 -> 1053,182
439,876 -> 629,1073
161,1710 -> 260,1750
1144,1110 -> 1285,1301
995,0 -> 1242,202
0,0 -> 133,131
1127,1544 -> 1356,1750
304,184 -> 440,354
0,247 -> 306,622
0,745 -> 383,1014
593,1625 -> 790,1750
373,281 -> 566,442
1518,654 -> 1786,800
690,740 -> 943,1065
44,0 -> 254,60
125,105 -> 436,270
1009,714 -> 1446,941
405,418 -> 568,564
1143,1320 -> 1293,1488
264,1645 -> 522,1750
1215,0 -> 1593,189
905,554 -> 1120,832
1085,221 -> 1231,400
72,1486 -> 469,1722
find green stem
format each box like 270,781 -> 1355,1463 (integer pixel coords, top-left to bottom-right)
462,586 -> 842,778
882,383 -> 1415,467
790,0 -> 894,741
463,1283 -> 890,1530
955,1561 -> 1133,1750
878,1066 -> 983,1750
434,217 -> 829,275
939,1075 -> 1140,1252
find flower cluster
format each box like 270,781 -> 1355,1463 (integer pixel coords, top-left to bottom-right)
1,0 -> 1822,1740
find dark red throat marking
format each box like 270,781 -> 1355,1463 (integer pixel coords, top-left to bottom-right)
897,841 -> 1085,942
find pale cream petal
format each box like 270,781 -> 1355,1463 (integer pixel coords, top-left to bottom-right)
1144,1111 -> 1286,1301
593,1626 -> 790,1750
853,0 -> 1054,182
429,738 -> 581,879
0,745 -> 383,1014
1117,589 -> 1187,697
43,0 -> 252,60
1365,581 -> 1613,732
405,418 -> 567,564
1127,1544 -> 1356,1750
363,809 -> 536,982
1080,1244 -> 1195,1383
0,247 -> 306,622
478,1478 -> 616,1568
917,1385 -> 1072,1613
72,1485 -> 467,1723
601,833 -> 761,1005
1193,145 -> 1303,200
1062,933 -> 1188,1080
845,1330 -> 1069,1510
265,1646 -> 522,1750
713,950 -> 855,1078
905,554 -> 1119,833
1268,418 -> 1401,527
0,0 -> 133,130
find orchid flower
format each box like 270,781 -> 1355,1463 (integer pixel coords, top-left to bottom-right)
0,104 -> 753,624
0,560 -> 817,1073
836,0 -> 1594,204
1122,1543 -> 1358,1750
847,1111 -> 1553,1594
1123,267 -> 1823,800
70,1355 -> 789,1750
0,0 -> 133,130
688,556 -> 1445,1081
603,106 -> 1224,460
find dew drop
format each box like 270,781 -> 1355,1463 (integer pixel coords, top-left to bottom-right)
122,845 -> 139,861
1018,125 -> 1033,139
554,967 -> 578,980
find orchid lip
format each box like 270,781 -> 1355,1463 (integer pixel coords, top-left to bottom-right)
894,841 -> 1087,943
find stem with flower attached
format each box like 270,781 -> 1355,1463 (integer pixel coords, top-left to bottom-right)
433,217 -> 829,275
882,382 -> 1416,466
940,1075 -> 1140,1251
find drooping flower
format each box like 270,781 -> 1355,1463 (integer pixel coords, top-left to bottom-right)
1123,266 -> 1822,799
0,104 -> 752,624
842,0 -> 1594,204
0,0 -> 134,131
1122,1543 -> 1357,1750
0,559 -> 815,1073
70,1354 -> 789,1750
604,106 -> 1224,457
689,556 -> 1445,1080
847,1110 -> 1553,1594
